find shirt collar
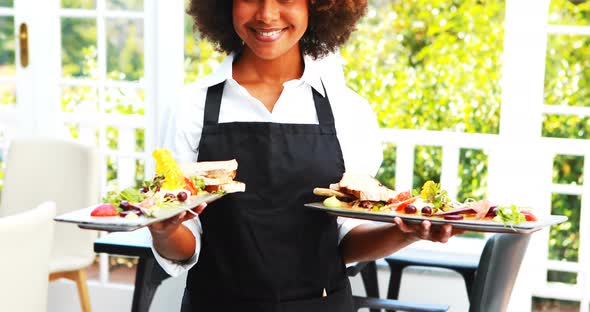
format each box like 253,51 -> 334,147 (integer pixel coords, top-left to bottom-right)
300,55 -> 326,97
195,51 -> 326,97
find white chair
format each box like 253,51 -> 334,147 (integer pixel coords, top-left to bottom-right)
0,137 -> 101,312
0,201 -> 56,312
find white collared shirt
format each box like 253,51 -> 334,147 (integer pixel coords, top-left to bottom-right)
152,53 -> 383,276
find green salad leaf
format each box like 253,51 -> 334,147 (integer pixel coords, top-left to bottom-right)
493,205 -> 526,226
101,186 -> 148,207
190,176 -> 206,191
418,180 -> 451,212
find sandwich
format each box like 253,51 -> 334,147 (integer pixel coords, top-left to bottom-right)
314,172 -> 413,210
180,159 -> 246,194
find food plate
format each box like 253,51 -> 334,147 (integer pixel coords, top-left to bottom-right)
304,202 -> 567,234
55,193 -> 223,232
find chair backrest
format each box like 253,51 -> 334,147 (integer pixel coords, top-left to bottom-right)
469,233 -> 531,312
0,201 -> 56,312
0,138 -> 101,270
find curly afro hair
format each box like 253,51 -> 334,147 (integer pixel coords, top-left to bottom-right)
187,0 -> 368,59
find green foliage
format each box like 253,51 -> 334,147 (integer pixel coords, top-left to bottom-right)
549,0 -> 590,25
0,0 -> 13,7
61,0 -> 95,9
106,0 -> 143,11
183,16 -> 225,83
0,16 -> 15,71
346,1 -> 503,218
61,18 -> 97,78
342,0 -> 505,133
549,194 -> 580,262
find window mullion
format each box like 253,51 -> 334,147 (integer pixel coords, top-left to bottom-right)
143,0 -> 184,178
490,0 -> 552,311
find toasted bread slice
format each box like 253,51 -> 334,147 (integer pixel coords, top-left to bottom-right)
180,159 -> 238,178
205,181 -> 246,194
313,188 -> 355,199
338,172 -> 398,202
201,175 -> 235,186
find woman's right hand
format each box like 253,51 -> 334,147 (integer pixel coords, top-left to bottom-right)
148,202 -> 207,261
148,202 -> 207,238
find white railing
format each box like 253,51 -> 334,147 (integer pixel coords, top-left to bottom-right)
380,128 -> 590,310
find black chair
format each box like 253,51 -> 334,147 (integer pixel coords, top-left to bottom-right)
385,249 -> 479,308
383,233 -> 531,312
347,261 -> 449,312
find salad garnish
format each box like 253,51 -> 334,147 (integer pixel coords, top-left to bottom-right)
493,205 -> 527,226
412,180 -> 451,213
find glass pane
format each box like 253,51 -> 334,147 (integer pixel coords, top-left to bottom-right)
376,143 -> 396,189
62,123 -> 98,145
135,128 -> 144,153
553,155 -> 584,185
547,270 -> 577,284
135,158 -> 144,188
106,126 -> 118,150
544,34 -> 590,107
106,18 -> 144,81
0,0 -> 13,7
533,298 -> 580,311
61,18 -> 97,78
458,148 -> 488,202
106,0 -> 143,11
342,1 -> 505,133
184,15 -> 225,84
0,82 -> 16,107
103,86 -> 144,114
106,155 -> 118,188
549,0 -> 590,26
61,0 -> 96,9
543,114 -> 590,139
0,16 -> 16,75
549,194 -> 580,262
61,86 -> 98,113
413,146 -> 442,189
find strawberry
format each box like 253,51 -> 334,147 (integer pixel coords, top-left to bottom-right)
91,203 -> 118,217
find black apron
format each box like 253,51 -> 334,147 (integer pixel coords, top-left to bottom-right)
181,81 -> 353,312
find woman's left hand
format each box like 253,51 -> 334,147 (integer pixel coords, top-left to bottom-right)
393,217 -> 464,243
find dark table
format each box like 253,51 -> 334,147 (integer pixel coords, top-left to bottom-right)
94,228 -> 172,312
93,228 -> 371,312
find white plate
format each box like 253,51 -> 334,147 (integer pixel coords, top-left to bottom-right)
55,193 -> 224,232
304,202 -> 567,234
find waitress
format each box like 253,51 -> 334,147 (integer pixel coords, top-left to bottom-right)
149,0 -> 457,311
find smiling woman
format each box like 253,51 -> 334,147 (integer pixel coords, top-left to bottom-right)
186,0 -> 367,59
149,0 -> 462,311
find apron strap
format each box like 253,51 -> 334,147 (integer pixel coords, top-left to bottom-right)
312,80 -> 337,134
203,81 -> 225,126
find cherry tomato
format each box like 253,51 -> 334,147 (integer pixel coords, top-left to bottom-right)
395,197 -> 417,211
520,210 -> 537,222
184,177 -> 199,195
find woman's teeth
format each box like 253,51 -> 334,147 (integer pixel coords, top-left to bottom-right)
257,29 -> 282,37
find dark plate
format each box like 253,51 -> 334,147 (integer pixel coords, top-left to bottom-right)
54,193 -> 224,232
304,202 -> 568,234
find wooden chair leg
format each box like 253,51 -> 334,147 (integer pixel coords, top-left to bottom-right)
49,269 -> 92,312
